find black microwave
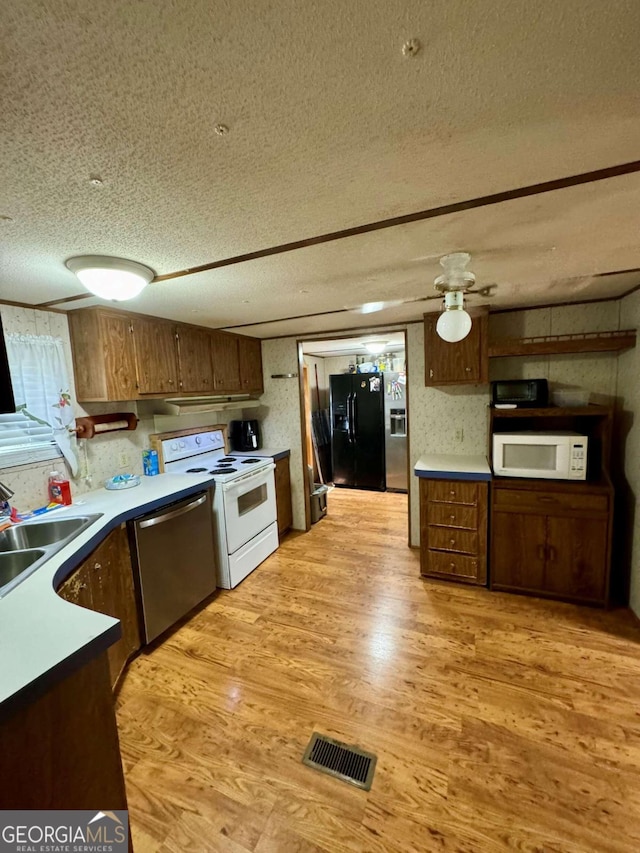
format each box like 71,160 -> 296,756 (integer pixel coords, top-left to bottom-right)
491,378 -> 548,408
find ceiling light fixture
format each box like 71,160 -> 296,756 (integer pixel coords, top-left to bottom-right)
66,255 -> 155,301
362,340 -> 388,355
434,252 -> 474,343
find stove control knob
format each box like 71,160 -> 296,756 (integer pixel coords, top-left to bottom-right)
195,435 -> 202,445
179,441 -> 186,449
209,434 -> 217,442
170,442 -> 178,451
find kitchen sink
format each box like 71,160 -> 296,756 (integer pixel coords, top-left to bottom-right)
0,549 -> 47,587
0,513 -> 103,597
0,516 -> 100,552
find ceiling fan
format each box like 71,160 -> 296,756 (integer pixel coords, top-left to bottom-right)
348,252 -> 497,325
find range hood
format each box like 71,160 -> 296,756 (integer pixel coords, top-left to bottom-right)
154,395 -> 261,416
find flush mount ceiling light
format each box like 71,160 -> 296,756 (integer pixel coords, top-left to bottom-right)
66,256 -> 155,301
362,340 -> 388,355
434,252 -> 475,343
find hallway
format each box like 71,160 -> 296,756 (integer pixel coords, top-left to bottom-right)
117,489 -> 640,852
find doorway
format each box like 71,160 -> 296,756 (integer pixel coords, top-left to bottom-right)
297,329 -> 410,542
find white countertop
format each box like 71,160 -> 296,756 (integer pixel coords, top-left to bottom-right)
0,471 -> 216,718
233,447 -> 290,461
414,454 -> 492,480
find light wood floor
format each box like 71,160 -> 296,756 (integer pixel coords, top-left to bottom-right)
116,489 -> 640,853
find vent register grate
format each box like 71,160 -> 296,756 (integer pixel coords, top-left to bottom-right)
302,732 -> 377,790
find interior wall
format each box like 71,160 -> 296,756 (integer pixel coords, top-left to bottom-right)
490,302 -> 622,397
407,323 -> 489,546
616,288 -> 640,616
258,338 -> 306,530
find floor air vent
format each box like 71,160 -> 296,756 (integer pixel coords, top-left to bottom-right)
302,732 -> 377,790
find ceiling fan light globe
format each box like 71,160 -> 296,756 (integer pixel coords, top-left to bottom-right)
436,308 -> 472,343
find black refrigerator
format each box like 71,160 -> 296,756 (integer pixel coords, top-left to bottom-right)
330,373 -> 385,491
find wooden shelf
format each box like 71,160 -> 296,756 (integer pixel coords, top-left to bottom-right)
489,329 -> 636,358
489,404 -> 613,419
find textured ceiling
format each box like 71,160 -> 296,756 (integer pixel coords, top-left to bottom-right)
303,332 -> 406,358
2,0 -> 640,337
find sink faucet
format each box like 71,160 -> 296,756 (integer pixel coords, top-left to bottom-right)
0,482 -> 14,502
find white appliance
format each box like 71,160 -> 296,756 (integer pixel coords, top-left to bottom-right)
158,428 -> 278,588
492,431 -> 588,480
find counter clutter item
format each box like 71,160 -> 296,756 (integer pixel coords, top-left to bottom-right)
104,474 -> 141,490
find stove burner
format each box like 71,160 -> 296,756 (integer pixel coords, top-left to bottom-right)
241,458 -> 261,464
219,456 -> 237,462
186,467 -> 208,473
209,467 -> 237,474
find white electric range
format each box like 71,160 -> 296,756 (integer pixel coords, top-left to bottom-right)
157,427 -> 278,589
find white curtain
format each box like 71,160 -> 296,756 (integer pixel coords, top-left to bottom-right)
5,334 -> 79,475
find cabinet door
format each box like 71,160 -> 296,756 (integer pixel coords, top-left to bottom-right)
69,309 -> 137,401
101,312 -> 139,400
424,308 -> 488,385
133,317 -> 179,394
491,511 -> 546,591
275,456 -> 293,535
238,336 -> 264,393
57,527 -> 140,689
546,516 -> 608,602
211,331 -> 241,392
177,325 -> 214,393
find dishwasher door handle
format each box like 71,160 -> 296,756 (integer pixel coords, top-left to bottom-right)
138,493 -> 207,528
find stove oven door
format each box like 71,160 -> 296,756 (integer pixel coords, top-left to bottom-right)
221,463 -> 277,554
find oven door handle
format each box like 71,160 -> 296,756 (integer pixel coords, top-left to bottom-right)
138,493 -> 207,528
221,463 -> 275,493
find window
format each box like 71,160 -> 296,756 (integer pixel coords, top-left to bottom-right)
0,334 -> 75,470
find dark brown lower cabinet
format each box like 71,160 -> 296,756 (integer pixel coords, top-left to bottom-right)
275,455 -> 293,536
0,653 -> 129,813
490,482 -> 612,605
419,477 -> 488,585
57,524 -> 141,688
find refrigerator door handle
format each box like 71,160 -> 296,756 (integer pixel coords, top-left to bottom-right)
347,394 -> 355,444
352,393 -> 358,440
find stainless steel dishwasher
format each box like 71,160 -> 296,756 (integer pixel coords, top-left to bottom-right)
129,489 -> 217,643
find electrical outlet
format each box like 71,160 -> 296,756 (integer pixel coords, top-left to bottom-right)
454,428 -> 464,443
118,451 -> 129,468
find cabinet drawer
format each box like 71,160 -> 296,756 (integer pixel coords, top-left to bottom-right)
493,488 -> 609,514
428,480 -> 478,505
428,526 -> 478,555
426,550 -> 480,580
427,503 -> 478,530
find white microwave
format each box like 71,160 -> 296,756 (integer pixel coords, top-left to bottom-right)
492,431 -> 588,480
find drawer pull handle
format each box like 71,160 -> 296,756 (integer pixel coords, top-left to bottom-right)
537,545 -> 545,561
450,514 -> 455,520
450,562 -> 456,569
449,490 -> 455,496
548,545 -> 557,562
538,496 -> 557,503
450,538 -> 455,545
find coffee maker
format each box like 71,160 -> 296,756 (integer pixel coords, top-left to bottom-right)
229,419 -> 261,452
